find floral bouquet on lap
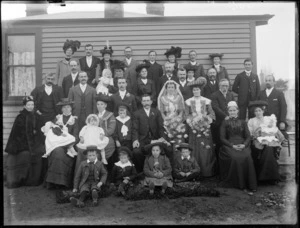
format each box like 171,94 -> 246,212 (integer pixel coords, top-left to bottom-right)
164,115 -> 188,146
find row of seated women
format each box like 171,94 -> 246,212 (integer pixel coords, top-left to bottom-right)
5,88 -> 284,197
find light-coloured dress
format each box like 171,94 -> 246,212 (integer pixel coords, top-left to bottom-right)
185,96 -> 216,177
76,125 -> 109,150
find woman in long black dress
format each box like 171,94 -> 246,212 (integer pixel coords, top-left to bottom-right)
5,96 -> 45,188
219,101 -> 257,194
247,100 -> 285,184
45,98 -> 79,189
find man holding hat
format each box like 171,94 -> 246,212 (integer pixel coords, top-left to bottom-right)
71,145 -> 108,207
110,77 -> 137,117
68,71 -> 97,130
173,143 -> 201,183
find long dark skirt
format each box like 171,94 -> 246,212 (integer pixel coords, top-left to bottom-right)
219,145 -> 257,190
46,147 -> 75,188
6,150 -> 43,188
188,130 -> 216,177
252,146 -> 280,181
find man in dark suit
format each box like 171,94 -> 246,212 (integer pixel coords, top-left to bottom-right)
202,67 -> 219,99
79,44 -> 100,88
184,50 -> 205,79
158,62 -> 178,95
147,50 -> 164,97
258,75 -> 288,134
31,72 -> 63,137
177,67 -> 193,101
211,79 -> 236,157
132,94 -> 170,172
68,71 -> 97,130
62,59 -> 80,98
123,47 -> 139,94
232,58 -> 260,120
110,77 -> 137,116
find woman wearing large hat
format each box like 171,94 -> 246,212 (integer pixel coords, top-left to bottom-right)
135,61 -> 156,108
5,96 -> 45,188
45,98 -> 80,189
99,45 -> 114,77
247,100 -> 285,185
209,53 -> 229,82
56,39 -> 81,86
185,77 -> 216,177
164,46 -> 182,76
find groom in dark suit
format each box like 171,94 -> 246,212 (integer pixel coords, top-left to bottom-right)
110,77 -> 137,116
79,44 -> 100,88
177,67 -> 193,101
132,94 -> 170,172
258,75 -> 288,133
232,58 -> 260,120
202,67 -> 219,99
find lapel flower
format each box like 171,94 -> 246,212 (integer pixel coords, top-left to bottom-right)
126,93 -> 130,97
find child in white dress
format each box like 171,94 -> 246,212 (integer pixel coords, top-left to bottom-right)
76,114 -> 109,164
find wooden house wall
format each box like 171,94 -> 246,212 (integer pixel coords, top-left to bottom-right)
3,18 -> 253,150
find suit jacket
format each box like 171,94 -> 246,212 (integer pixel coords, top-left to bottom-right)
111,161 -> 137,185
202,80 -> 219,100
148,62 -> 164,93
178,80 -> 193,101
73,160 -> 108,190
114,117 -> 134,142
110,91 -> 137,116
158,74 -> 178,95
232,71 -> 260,106
211,90 -> 235,125
136,78 -> 157,103
68,84 -> 97,118
123,58 -> 139,94
79,56 -> 101,86
31,84 -> 63,115
258,88 -> 287,124
184,62 -> 205,78
133,108 -> 165,143
173,156 -> 200,175
62,73 -> 80,98
212,65 -> 229,82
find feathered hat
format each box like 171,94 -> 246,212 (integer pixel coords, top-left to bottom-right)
164,46 -> 182,58
209,53 -> 224,59
100,45 -> 114,56
187,76 -> 207,89
111,60 -> 126,71
135,60 -> 151,73
62,39 -> 81,53
22,95 -> 34,105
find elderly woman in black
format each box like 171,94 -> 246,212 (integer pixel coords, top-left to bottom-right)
5,96 -> 45,188
45,98 -> 79,189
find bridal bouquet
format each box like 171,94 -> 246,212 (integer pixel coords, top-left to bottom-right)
164,115 -> 188,144
186,113 -> 212,138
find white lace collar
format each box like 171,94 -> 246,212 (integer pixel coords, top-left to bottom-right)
116,116 -> 130,124
115,160 -> 133,168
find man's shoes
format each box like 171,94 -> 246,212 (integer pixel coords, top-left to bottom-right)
70,197 -> 84,208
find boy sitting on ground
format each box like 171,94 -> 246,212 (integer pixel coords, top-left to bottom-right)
70,145 -> 107,208
173,143 -> 201,183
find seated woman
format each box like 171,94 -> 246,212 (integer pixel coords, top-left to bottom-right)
157,80 -> 186,149
45,98 -> 79,189
219,101 -> 257,195
5,96 -> 45,188
247,101 -> 285,184
143,141 -> 173,195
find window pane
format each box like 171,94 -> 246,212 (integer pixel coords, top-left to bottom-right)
9,67 -> 36,96
8,35 -> 35,65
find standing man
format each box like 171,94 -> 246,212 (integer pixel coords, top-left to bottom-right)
158,62 -> 178,95
202,68 -> 219,99
110,77 -> 138,116
147,50 -> 164,96
79,44 -> 100,88
132,94 -> 170,173
68,71 -> 97,130
177,68 -> 193,101
232,58 -> 260,120
123,47 -> 139,94
31,72 -> 63,136
62,59 -> 80,98
258,75 -> 288,135
211,79 -> 236,161
184,50 -> 205,79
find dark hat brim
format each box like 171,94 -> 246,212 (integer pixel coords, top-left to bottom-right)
118,146 -> 133,157
248,100 -> 268,108
83,146 -> 101,155
187,77 -> 207,88
164,46 -> 182,58
56,100 -> 75,106
136,63 -> 151,73
117,102 -> 131,111
209,53 -> 224,59
144,141 -> 167,154
96,94 -> 111,103
176,143 -> 193,151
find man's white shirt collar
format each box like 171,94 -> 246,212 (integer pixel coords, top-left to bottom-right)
119,90 -> 126,99
80,83 -> 87,93
181,155 -> 190,160
190,61 -> 196,65
87,158 -> 98,164
179,80 -> 186,87
150,61 -> 155,64
44,84 -> 53,95
144,108 -> 150,116
266,87 -> 274,97
126,58 -> 132,65
245,70 -> 251,76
